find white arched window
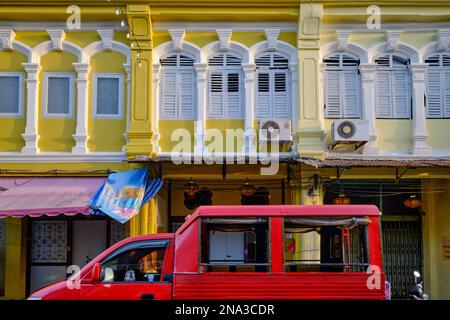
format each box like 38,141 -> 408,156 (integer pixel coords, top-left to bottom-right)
374,55 -> 411,119
255,53 -> 290,119
159,54 -> 196,119
323,54 -> 361,119
425,54 -> 450,118
207,53 -> 242,119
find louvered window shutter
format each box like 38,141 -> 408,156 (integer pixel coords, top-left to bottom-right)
342,69 -> 360,118
179,70 -> 195,118
426,69 -> 443,118
376,70 -> 392,118
256,72 -> 270,118
226,72 -> 241,118
444,70 -> 450,118
325,71 -> 341,118
209,72 -> 224,118
392,70 -> 410,118
160,54 -> 195,120
273,72 -> 289,118
160,71 -> 177,118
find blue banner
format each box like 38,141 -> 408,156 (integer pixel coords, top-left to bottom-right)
90,168 -> 162,224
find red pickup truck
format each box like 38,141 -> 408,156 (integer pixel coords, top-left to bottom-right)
29,205 -> 386,300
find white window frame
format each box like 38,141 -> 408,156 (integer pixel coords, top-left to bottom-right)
42,72 -> 75,119
159,54 -> 196,120
374,55 -> 412,119
92,73 -> 124,119
323,54 -> 362,119
255,52 -> 291,120
0,72 -> 24,118
207,53 -> 243,120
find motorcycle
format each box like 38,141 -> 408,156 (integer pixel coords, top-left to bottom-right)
409,271 -> 429,300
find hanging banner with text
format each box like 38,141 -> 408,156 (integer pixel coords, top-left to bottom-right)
90,168 -> 162,224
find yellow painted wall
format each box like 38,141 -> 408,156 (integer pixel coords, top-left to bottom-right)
65,31 -> 100,48
0,51 -> 27,152
38,51 -> 77,152
426,120 -> 450,150
375,120 -> 413,151
205,119 -> 244,153
422,179 -> 450,299
159,120 -> 195,153
14,31 -> 49,47
88,52 -> 127,152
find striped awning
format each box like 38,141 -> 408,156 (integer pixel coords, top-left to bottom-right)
0,177 -> 105,218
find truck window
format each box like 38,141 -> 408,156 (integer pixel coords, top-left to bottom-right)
100,241 -> 167,282
200,218 -> 269,272
283,217 -> 370,272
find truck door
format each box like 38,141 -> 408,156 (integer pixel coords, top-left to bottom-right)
80,239 -> 173,300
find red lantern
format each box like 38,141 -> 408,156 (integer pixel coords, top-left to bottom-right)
240,181 -> 256,197
184,180 -> 199,197
332,194 -> 351,205
404,195 -> 422,208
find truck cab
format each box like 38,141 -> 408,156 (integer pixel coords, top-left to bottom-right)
29,205 -> 386,300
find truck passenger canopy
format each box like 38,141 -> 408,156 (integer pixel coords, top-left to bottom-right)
200,218 -> 268,272
284,216 -> 370,272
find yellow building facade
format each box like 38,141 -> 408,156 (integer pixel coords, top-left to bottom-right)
0,0 -> 449,299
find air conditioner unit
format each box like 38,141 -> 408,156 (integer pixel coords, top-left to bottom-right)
258,119 -> 292,142
331,120 -> 369,149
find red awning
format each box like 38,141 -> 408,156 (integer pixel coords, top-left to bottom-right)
0,177 -> 105,218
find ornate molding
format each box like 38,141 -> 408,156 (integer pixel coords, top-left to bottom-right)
437,29 -> 450,52
97,29 -> 114,50
216,29 -> 232,51
0,29 -> 15,50
386,30 -> 402,52
47,29 -> 66,51
168,29 -> 185,51
336,30 -> 352,52
264,29 -> 280,51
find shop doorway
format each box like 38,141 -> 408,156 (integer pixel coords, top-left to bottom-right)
27,216 -> 126,295
323,180 -> 423,299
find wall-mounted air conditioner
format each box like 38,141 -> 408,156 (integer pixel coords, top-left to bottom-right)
331,120 -> 369,150
258,120 -> 292,142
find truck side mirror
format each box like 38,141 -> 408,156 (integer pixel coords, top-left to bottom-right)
92,263 -> 102,283
81,262 -> 102,284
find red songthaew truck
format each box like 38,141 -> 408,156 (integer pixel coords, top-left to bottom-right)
29,205 -> 387,300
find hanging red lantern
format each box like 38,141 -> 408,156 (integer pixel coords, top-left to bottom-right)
332,194 -> 351,205
240,181 -> 256,197
184,180 -> 199,197
404,195 -> 422,208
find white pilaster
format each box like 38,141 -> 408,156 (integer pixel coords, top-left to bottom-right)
410,63 -> 431,155
290,63 -> 298,148
72,62 -> 90,154
123,63 -> 131,153
21,63 -> 41,154
194,63 -> 208,156
359,63 -> 380,155
152,63 -> 161,154
242,63 -> 256,154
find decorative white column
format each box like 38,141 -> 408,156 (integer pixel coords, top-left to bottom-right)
359,63 -> 380,155
242,63 -> 256,154
194,63 -> 208,156
151,63 -> 161,154
72,62 -> 90,154
410,63 -> 431,155
123,63 -> 131,153
21,63 -> 41,154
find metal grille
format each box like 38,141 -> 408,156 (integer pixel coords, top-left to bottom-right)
381,216 -> 422,299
